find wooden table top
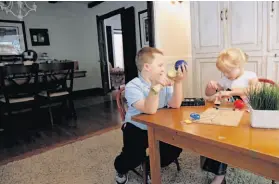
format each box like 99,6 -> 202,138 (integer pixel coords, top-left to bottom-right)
132,103 -> 279,165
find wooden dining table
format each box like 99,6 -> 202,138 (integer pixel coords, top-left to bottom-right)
132,103 -> 279,184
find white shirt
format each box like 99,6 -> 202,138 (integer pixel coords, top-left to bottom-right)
218,71 -> 257,90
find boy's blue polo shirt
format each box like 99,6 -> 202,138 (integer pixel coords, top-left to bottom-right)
124,74 -> 173,130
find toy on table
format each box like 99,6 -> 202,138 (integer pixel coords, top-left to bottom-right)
214,90 -> 221,106
190,113 -> 200,120
152,60 -> 188,93
181,113 -> 200,124
181,98 -> 205,106
182,112 -> 218,124
215,106 -> 235,111
234,99 -> 245,109
214,88 -> 242,107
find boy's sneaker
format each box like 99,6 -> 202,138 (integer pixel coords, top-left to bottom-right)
147,172 -> 151,184
140,164 -> 151,184
115,172 -> 128,184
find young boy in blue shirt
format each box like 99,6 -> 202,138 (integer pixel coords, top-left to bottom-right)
114,47 -> 187,184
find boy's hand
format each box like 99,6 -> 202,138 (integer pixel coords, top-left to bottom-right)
152,75 -> 173,87
173,64 -> 187,83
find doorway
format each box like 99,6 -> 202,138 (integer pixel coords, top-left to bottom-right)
104,14 -> 124,91
96,2 -> 155,95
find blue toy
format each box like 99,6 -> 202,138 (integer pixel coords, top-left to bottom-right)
175,60 -> 187,71
190,113 -> 200,120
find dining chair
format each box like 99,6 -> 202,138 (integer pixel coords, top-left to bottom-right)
37,62 -> 76,127
0,63 -> 39,126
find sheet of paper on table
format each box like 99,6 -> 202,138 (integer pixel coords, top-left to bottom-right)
195,108 -> 245,127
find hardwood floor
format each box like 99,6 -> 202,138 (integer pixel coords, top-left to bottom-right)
0,96 -> 122,165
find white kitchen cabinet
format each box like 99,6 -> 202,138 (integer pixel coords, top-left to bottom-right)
195,58 -> 222,97
244,57 -> 264,78
268,1 -> 279,51
266,56 -> 279,82
191,2 -> 225,54
191,1 -> 263,54
227,2 -> 263,52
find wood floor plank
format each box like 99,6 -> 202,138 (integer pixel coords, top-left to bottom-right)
0,97 -> 122,165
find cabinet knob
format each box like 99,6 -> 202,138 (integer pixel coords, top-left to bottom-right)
272,1 -> 275,12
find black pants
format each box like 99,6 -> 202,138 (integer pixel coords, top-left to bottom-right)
114,123 -> 182,174
201,156 -> 228,175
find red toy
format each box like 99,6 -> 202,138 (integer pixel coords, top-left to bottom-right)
234,99 -> 245,109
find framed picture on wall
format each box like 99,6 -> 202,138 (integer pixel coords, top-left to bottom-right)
30,28 -> 50,46
138,9 -> 149,48
0,20 -> 28,55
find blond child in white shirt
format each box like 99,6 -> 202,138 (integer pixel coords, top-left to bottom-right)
203,48 -> 259,184
206,48 -> 258,102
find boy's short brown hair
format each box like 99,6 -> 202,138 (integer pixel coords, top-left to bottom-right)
135,47 -> 163,71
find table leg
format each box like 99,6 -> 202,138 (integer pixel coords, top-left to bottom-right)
148,126 -> 161,184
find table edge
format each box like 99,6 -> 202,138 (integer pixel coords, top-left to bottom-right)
132,115 -> 279,165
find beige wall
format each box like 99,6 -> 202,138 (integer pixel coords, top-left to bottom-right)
153,1 -> 193,97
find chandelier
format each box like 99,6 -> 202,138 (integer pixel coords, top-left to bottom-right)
0,1 -> 37,21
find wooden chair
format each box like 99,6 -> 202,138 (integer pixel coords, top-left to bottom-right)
116,86 -> 181,184
116,87 -> 126,121
0,63 -> 39,126
37,62 -> 76,127
258,78 -> 277,86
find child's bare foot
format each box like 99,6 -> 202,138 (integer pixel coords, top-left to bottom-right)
210,175 -> 225,184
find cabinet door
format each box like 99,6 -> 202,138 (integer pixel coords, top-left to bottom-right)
266,57 -> 279,82
191,2 -> 225,54
268,1 -> 279,51
244,57 -> 264,77
195,58 -> 222,97
226,2 -> 263,52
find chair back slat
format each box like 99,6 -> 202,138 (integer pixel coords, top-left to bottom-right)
38,62 -> 74,94
39,62 -> 74,72
258,78 -> 277,86
116,87 -> 126,121
0,64 -> 39,101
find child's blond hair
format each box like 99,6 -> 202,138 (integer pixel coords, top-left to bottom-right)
135,47 -> 163,71
216,48 -> 248,73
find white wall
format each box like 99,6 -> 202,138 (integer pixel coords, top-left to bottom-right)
0,1 -> 146,91
104,14 -> 121,30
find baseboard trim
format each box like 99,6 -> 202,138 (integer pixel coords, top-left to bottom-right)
72,88 -> 104,99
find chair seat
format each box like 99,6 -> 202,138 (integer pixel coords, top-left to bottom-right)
39,91 -> 69,97
0,96 -> 35,103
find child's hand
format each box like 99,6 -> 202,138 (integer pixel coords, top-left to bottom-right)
152,75 -> 173,87
207,81 -> 219,90
218,91 -> 232,98
173,64 -> 187,83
